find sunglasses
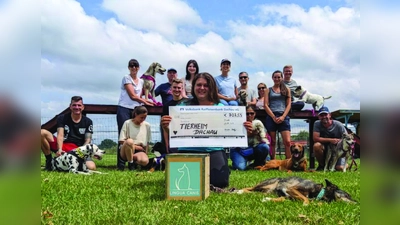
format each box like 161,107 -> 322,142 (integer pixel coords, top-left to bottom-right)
258,87 -> 266,90
239,76 -> 248,79
246,112 -> 255,116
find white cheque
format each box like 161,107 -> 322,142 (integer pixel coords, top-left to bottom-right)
169,106 -> 248,148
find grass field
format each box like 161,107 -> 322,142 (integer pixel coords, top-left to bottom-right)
41,154 -> 360,225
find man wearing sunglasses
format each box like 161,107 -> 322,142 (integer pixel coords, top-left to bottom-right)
237,71 -> 257,107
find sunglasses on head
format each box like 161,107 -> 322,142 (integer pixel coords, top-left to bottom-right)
239,76 -> 248,79
246,112 -> 255,116
258,87 -> 266,90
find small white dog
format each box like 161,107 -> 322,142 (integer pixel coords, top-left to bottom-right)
249,119 -> 269,147
293,86 -> 332,114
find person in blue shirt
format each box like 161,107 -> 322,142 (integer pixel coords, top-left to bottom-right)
161,72 -> 252,188
215,59 -> 239,106
155,68 -> 178,105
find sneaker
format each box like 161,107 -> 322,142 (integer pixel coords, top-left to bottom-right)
128,162 -> 137,171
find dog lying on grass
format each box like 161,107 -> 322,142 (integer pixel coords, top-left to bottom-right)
292,86 -> 331,115
255,143 -> 308,172
235,176 -> 357,205
50,144 -> 106,175
140,62 -> 166,106
324,133 -> 355,172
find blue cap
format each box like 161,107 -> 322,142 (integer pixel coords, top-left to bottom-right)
221,58 -> 231,65
318,106 -> 330,115
167,68 -> 177,72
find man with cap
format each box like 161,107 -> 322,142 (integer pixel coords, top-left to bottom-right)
312,106 -> 349,171
215,59 -> 239,106
155,68 -> 178,105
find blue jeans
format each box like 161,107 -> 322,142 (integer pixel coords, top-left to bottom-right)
220,99 -> 239,106
230,143 -> 270,171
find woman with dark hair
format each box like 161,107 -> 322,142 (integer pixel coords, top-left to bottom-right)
181,59 -> 199,99
118,106 -> 151,170
264,70 -> 292,160
161,72 -> 252,188
230,105 -> 270,170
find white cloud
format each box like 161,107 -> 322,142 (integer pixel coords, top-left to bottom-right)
39,0 -> 360,117
102,0 -> 203,40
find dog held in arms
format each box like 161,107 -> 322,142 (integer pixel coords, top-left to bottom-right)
293,86 -> 332,115
238,89 -> 248,106
255,143 -> 308,172
324,133 -> 355,172
140,62 -> 166,106
50,144 -> 105,175
235,176 -> 357,205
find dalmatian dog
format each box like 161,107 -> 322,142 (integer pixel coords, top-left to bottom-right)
51,144 -> 106,175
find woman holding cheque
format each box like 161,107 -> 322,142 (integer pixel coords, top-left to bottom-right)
161,72 -> 252,188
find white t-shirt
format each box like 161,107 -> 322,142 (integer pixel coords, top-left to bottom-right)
118,75 -> 144,109
119,120 -> 151,147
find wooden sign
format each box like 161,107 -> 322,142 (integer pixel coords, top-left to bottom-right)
165,153 -> 210,200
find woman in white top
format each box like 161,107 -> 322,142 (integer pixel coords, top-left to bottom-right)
116,59 -> 153,170
119,106 -> 152,170
181,59 -> 199,99
255,82 -> 267,110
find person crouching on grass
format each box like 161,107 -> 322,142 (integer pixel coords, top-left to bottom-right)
118,106 -> 151,171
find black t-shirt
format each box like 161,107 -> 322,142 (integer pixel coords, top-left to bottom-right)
56,114 -> 93,146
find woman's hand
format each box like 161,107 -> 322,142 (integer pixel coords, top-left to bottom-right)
243,121 -> 253,133
274,116 -> 284,124
144,100 -> 155,106
161,115 -> 172,131
135,145 -> 145,151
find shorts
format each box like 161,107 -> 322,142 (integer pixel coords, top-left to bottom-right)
49,136 -> 93,161
49,136 -> 79,152
265,112 -> 291,132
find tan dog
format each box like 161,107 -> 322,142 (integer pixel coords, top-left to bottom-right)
255,143 -> 308,172
140,62 -> 166,106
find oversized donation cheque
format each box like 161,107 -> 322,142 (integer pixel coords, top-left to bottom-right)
169,106 -> 248,148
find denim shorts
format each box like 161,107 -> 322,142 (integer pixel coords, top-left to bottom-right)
265,111 -> 291,132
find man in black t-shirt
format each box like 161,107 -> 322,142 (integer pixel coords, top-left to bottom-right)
41,96 -> 95,170
161,78 -> 187,153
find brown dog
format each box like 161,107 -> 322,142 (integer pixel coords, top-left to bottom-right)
255,143 -> 308,172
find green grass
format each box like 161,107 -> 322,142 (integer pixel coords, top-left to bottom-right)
41,155 -> 360,225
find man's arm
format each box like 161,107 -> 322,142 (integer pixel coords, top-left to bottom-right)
84,133 -> 92,145
56,127 -> 64,156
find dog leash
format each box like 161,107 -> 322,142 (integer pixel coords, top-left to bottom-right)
348,143 -> 358,171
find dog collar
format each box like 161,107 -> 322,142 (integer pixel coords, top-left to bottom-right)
316,188 -> 325,200
76,147 -> 85,158
299,90 -> 307,99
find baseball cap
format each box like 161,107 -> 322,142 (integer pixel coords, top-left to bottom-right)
318,106 -> 330,115
128,59 -> 139,67
221,58 -> 231,65
167,68 -> 177,73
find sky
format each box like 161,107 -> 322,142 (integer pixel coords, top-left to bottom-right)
40,0 -> 361,117
38,0 -> 363,142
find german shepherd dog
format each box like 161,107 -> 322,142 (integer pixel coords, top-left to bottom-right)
255,143 -> 308,172
324,133 -> 355,172
236,176 -> 357,205
140,62 -> 166,106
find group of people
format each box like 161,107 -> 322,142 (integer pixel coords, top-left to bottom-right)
40,58 -> 351,189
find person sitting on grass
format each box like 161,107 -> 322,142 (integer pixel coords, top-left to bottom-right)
40,96 -> 96,170
118,106 -> 151,171
230,105 -> 270,170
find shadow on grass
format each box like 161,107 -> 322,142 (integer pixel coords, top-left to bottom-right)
130,178 -> 166,201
